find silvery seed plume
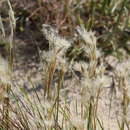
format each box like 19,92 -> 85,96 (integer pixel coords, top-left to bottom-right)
40,50 -> 55,63
76,26 -> 97,59
42,24 -> 71,70
76,26 -> 96,48
115,61 -> 130,92
76,26 -> 98,77
42,24 -> 71,53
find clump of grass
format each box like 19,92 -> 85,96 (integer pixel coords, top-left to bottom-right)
114,63 -> 130,130
0,0 -> 130,130
0,0 -> 15,129
1,23 -> 129,130
8,24 -> 106,130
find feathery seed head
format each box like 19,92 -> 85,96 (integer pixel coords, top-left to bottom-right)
76,26 -> 96,47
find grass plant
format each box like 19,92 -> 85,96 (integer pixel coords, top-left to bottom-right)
0,0 -> 130,130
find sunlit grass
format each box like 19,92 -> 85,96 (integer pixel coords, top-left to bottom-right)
0,0 -> 130,130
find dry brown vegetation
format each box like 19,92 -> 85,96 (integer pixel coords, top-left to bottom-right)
0,0 -> 130,130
